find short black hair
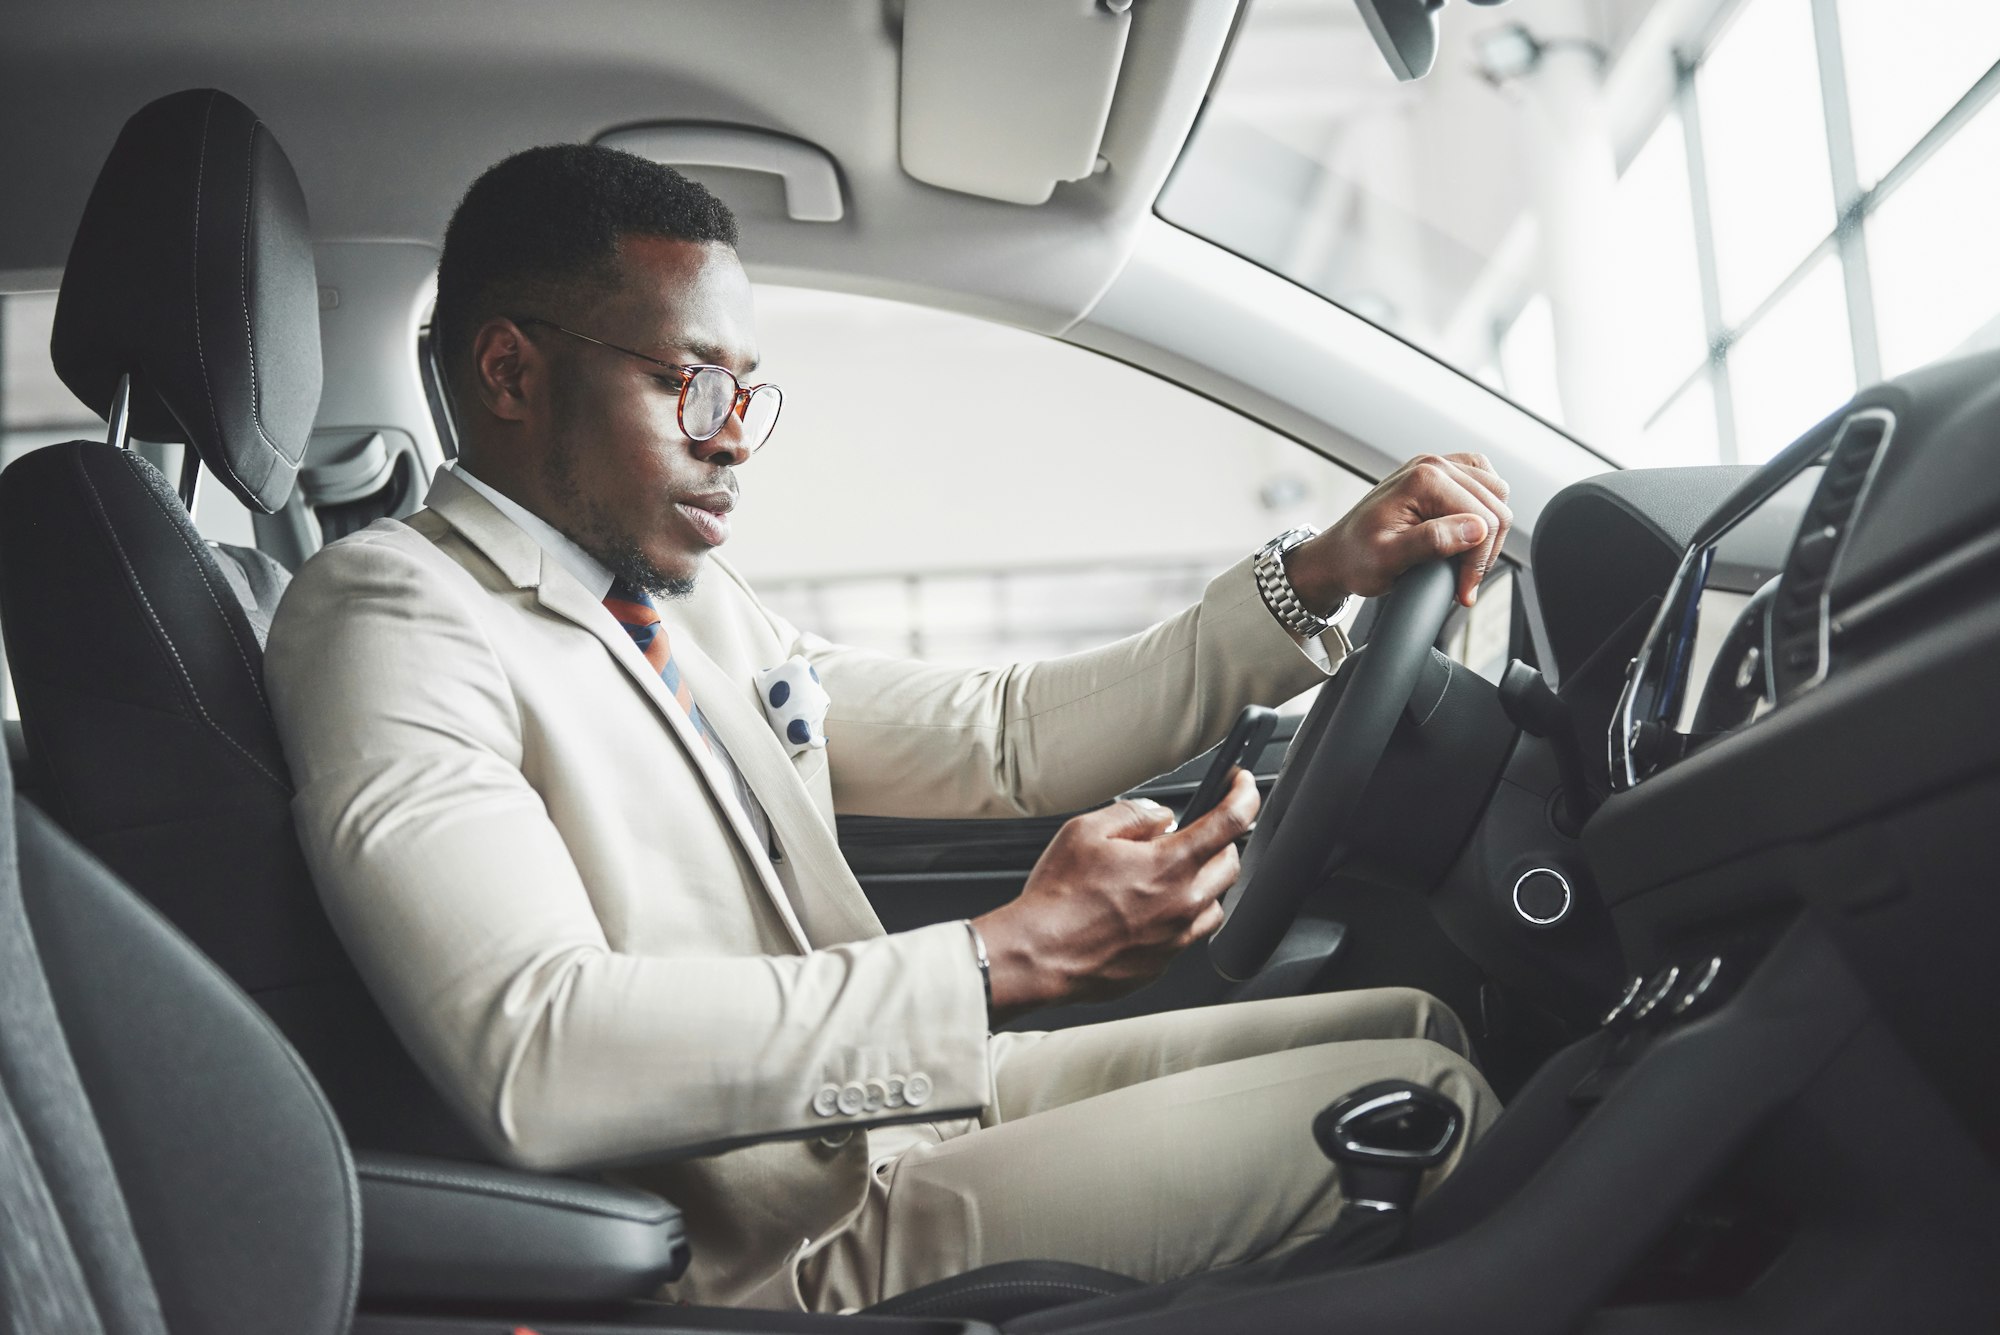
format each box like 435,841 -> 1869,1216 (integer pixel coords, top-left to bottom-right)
433,143 -> 738,386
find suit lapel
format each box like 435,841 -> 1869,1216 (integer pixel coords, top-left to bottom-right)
663,632 -> 885,947
425,470 -> 813,954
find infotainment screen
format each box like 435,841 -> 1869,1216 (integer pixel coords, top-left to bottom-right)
1610,408 -> 1895,790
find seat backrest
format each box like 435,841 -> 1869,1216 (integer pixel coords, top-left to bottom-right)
0,88 -> 473,1159
0,715 -> 359,1335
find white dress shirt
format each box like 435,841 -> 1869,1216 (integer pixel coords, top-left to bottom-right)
452,466 -> 778,861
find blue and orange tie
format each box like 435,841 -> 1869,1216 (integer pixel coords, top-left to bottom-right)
603,577 -> 714,754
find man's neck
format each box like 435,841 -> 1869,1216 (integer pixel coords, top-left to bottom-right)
452,463 -> 616,600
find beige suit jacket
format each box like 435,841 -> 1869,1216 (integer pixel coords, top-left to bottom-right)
264,467 -> 1343,1306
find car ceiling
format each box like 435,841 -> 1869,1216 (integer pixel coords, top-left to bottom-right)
0,0 -> 1239,333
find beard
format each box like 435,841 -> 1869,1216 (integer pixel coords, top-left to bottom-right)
541,417 -> 698,601
596,533 -> 697,602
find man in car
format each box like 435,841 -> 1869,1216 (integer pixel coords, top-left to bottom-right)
265,144 -> 1515,1312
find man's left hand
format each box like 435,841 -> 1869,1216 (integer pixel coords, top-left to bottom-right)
1285,452 -> 1514,611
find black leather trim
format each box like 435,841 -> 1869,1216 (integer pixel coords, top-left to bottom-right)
50,88 -> 320,514
354,1151 -> 689,1306
0,441 -> 482,1162
866,1260 -> 1143,1323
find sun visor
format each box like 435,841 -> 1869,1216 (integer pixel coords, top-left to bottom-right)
899,0 -> 1133,206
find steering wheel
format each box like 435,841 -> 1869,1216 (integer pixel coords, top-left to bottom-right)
1209,559 -> 1461,982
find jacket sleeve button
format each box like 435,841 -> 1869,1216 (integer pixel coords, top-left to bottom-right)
884,1075 -> 907,1109
811,1085 -> 840,1118
864,1079 -> 890,1113
836,1082 -> 866,1116
904,1072 -> 933,1107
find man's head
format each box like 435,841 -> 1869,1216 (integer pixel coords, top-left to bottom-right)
435,143 -> 757,599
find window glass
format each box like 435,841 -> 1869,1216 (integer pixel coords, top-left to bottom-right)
1696,0 -> 1835,324
735,286 -> 1369,664
1868,93 -> 2000,377
1838,0 -> 2000,186
1727,254 -> 1853,458
2,292 -> 97,458
1497,294 -> 1561,425
1607,113 -> 1707,415
1163,0 -> 1997,466
1637,372 -> 1721,468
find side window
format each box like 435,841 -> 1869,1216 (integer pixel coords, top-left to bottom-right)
0,288 -> 259,717
733,286 -> 1369,671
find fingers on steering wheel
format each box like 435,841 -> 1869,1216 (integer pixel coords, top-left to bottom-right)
1414,458 -> 1510,605
1181,895 -> 1228,946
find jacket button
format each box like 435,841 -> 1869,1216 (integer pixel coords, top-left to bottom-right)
811,1085 -> 840,1118
864,1079 -> 890,1113
836,1082 -> 866,1116
883,1075 -> 907,1109
904,1072 -> 933,1108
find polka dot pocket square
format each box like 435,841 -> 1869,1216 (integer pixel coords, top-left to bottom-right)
756,655 -> 831,758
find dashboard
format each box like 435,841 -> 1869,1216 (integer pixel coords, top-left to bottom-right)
1527,343 -> 2000,1156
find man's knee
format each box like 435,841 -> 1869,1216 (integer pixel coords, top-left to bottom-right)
1326,985 -> 1475,1057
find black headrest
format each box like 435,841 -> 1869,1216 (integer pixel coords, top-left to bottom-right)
51,89 -> 321,515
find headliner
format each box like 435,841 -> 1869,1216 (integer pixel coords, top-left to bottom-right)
0,0 -> 1237,331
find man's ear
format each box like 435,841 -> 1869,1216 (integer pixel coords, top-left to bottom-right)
469,317 -> 537,422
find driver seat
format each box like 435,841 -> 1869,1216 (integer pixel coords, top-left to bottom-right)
0,88 -> 1139,1326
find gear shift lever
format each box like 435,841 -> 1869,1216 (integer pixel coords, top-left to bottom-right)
1313,1078 -> 1465,1219
1277,1079 -> 1466,1279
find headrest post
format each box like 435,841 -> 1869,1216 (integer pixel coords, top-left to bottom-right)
178,452 -> 202,511
106,373 -> 133,450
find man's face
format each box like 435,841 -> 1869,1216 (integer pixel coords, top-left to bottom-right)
532,235 -> 760,598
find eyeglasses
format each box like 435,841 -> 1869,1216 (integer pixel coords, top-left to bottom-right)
512,316 -> 783,454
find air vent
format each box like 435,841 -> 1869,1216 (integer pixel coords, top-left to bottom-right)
1769,408 -> 1895,697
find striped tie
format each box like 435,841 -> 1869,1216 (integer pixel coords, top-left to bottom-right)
603,577 -> 714,754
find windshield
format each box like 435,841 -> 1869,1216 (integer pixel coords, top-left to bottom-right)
1162,0 -> 2000,468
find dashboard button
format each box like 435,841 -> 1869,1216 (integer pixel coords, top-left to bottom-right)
1601,975 -> 1646,1027
1511,868 -> 1573,928
1630,965 -> 1682,1024
1671,956 -> 1725,1018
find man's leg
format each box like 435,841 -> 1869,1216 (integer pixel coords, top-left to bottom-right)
803,989 -> 1498,1310
984,986 -> 1477,1123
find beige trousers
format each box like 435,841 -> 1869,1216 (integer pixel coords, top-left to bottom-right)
801,988 -> 1500,1311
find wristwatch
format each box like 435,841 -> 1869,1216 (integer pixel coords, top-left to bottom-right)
1254,524 -> 1352,639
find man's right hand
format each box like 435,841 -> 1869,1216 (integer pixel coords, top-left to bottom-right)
972,767 -> 1261,1022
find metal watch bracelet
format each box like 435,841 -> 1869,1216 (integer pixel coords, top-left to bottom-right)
1254,525 -> 1350,638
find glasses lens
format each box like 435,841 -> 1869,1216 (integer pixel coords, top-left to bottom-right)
680,366 -> 736,440
741,385 -> 783,452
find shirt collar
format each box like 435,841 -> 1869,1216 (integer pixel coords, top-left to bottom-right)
452,465 -> 615,600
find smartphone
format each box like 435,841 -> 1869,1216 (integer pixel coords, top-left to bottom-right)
1176,705 -> 1278,828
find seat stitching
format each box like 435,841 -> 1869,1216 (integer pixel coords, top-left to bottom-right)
122,452 -> 272,712
355,1162 -> 674,1225
236,120 -> 289,486
188,92 -> 227,462
76,456 -> 288,793
892,1278 -> 1125,1315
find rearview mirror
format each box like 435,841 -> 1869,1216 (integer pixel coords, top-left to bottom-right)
1353,0 -> 1512,82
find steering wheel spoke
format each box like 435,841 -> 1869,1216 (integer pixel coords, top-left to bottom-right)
1209,560 -> 1460,981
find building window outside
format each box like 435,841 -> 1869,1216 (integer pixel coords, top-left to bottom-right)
1165,0 -> 2000,470
732,286 -> 1371,671
1488,0 -> 2000,464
